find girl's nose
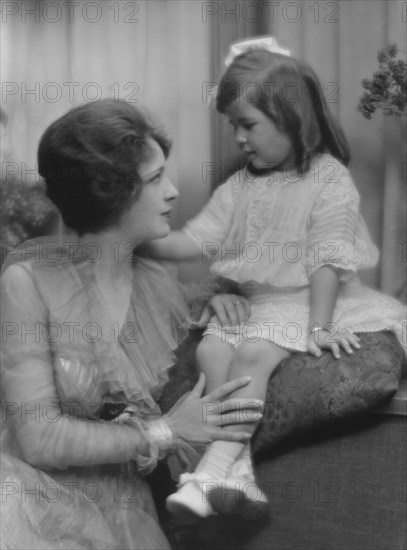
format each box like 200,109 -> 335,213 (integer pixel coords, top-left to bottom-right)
234,128 -> 247,145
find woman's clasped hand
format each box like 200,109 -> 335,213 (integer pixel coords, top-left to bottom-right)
164,373 -> 263,445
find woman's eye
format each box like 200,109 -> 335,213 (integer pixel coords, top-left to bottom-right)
245,123 -> 255,130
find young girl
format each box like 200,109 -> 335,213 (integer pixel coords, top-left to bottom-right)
146,40 -> 406,518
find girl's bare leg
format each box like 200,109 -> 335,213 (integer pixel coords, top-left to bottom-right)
206,340 -> 290,460
194,340 -> 289,474
166,339 -> 289,518
196,335 -> 234,394
206,340 -> 290,515
166,336 -> 236,517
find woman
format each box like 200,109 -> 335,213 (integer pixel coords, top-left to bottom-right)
0,99 -> 260,550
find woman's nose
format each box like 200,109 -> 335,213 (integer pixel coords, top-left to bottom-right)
165,177 -> 179,200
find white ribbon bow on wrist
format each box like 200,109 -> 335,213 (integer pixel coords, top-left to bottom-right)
224,36 -> 290,66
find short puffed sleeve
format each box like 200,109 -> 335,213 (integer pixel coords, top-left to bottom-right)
306,167 -> 379,279
183,174 -> 240,256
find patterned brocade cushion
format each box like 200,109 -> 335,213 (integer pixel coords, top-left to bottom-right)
252,331 -> 404,453
159,331 -> 404,454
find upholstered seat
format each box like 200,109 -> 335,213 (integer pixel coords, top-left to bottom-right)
154,330 -> 406,550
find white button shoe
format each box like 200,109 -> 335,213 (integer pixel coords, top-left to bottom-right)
208,458 -> 269,519
166,472 -> 218,518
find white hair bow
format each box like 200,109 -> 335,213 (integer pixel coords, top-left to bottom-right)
207,37 -> 290,108
224,36 -> 290,66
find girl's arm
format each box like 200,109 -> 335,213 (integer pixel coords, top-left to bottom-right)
308,265 -> 340,328
144,177 -> 238,261
140,230 -> 202,261
307,265 -> 360,358
306,165 -> 369,358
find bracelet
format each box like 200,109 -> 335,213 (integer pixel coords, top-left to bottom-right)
308,326 -> 325,335
146,418 -> 174,455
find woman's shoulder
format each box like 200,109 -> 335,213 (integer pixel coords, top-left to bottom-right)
0,260 -> 49,318
132,256 -> 188,297
1,239 -> 40,286
1,238 -> 87,310
133,255 -> 179,279
1,261 -> 33,288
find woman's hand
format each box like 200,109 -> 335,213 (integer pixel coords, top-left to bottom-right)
166,373 -> 263,444
196,294 -> 251,327
307,328 -> 361,359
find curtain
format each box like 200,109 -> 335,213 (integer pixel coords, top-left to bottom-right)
209,0 -> 406,295
1,0 -> 212,281
2,1 -> 406,292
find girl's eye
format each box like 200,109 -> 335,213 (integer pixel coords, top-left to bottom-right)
245,123 -> 256,130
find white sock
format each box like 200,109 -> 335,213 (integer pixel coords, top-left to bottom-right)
195,441 -> 243,480
228,442 -> 256,478
237,442 -> 251,464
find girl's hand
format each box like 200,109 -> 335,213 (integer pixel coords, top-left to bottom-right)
307,328 -> 361,359
166,373 -> 263,444
196,294 -> 251,327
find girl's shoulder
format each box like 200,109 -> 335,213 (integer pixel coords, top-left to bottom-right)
309,153 -> 350,180
308,153 -> 357,193
307,154 -> 361,214
226,166 -> 249,186
221,164 -> 277,189
211,167 -> 248,199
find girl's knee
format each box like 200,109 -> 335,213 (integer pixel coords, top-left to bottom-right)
230,341 -> 289,371
196,337 -> 233,366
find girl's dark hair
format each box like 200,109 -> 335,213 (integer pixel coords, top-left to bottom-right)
38,99 -> 171,235
217,49 -> 350,172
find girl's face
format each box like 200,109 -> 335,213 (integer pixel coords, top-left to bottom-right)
225,99 -> 295,170
119,139 -> 178,242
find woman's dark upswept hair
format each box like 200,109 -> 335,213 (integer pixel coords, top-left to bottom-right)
38,99 -> 171,235
216,49 -> 350,173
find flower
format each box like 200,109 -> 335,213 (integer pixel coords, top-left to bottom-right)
358,44 -> 407,119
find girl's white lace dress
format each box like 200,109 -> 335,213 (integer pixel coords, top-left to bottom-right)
184,154 -> 406,353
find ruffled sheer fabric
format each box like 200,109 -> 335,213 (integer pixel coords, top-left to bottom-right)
0,237 -> 193,549
2,238 -> 191,411
1,453 -> 170,550
183,154 -> 405,353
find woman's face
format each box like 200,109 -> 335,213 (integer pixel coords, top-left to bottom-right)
119,139 -> 178,243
